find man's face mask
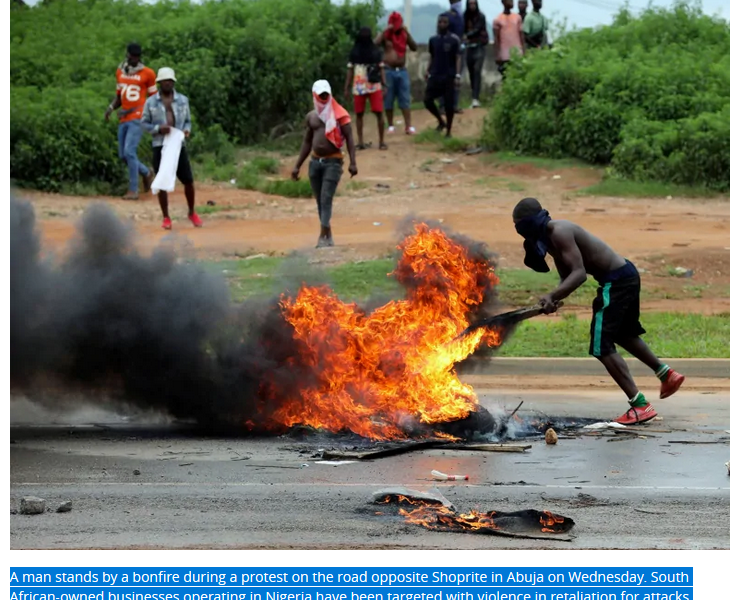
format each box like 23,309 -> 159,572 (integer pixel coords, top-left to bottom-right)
515,209 -> 552,273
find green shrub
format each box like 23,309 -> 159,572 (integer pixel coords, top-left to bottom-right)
10,87 -> 127,194
236,162 -> 310,198
482,1 -> 730,189
11,0 -> 383,192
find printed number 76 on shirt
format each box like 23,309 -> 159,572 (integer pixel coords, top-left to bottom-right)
118,83 -> 141,102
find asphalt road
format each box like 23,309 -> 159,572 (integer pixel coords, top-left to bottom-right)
10,386 -> 730,550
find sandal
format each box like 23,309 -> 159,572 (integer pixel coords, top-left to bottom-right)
379,143 -> 388,151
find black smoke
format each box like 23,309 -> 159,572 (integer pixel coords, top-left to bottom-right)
10,198 -> 505,432
10,195 -> 318,431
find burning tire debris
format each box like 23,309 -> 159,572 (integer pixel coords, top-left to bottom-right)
375,489 -> 575,542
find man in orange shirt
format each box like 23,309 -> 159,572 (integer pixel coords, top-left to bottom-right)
493,0 -> 526,77
105,43 -> 157,200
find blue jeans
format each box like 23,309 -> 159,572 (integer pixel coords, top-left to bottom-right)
383,68 -> 411,110
118,120 -> 150,193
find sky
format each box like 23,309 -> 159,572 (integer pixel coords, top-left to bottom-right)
388,0 -> 730,30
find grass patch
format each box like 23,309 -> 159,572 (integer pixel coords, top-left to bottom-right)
495,269 -> 595,306
486,151 -> 590,170
204,256 -> 285,299
248,156 -> 280,175
237,161 -> 311,198
193,154 -> 239,183
214,258 -> 728,306
578,178 -> 725,199
327,259 -> 400,299
59,181 -> 115,196
495,312 -> 729,358
207,257 -> 729,357
206,257 -> 400,303
195,203 -> 245,216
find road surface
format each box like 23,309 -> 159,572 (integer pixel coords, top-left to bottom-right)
10,382 -> 729,550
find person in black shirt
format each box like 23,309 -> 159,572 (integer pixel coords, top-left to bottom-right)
424,13 -> 462,138
464,0 -> 488,108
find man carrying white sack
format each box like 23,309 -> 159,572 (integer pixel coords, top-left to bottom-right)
141,67 -> 202,231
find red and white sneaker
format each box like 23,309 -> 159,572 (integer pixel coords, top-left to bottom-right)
188,212 -> 203,228
660,369 -> 685,399
405,127 -> 416,135
614,403 -> 658,425
162,217 -> 172,230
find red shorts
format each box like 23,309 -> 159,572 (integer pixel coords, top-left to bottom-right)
354,90 -> 384,114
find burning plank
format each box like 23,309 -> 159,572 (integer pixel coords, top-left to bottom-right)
321,440 -> 449,461
373,487 -> 456,510
442,443 -> 532,453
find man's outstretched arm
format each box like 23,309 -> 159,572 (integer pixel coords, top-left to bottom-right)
541,227 -> 587,311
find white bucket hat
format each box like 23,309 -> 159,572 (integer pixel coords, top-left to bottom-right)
156,67 -> 177,83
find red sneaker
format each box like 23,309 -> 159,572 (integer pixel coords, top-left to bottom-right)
162,217 -> 172,230
660,369 -> 685,399
189,212 -> 203,228
614,403 -> 658,425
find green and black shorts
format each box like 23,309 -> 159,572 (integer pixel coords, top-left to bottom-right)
589,260 -> 646,357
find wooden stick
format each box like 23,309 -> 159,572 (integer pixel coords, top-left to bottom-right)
668,440 -> 729,445
442,443 -> 532,453
321,439 -> 447,460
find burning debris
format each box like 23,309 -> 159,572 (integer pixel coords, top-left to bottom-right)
374,489 -> 575,542
11,196 -> 509,439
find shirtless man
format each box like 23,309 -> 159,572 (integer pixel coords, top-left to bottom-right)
141,67 -> 201,230
512,197 -> 685,425
375,12 -> 418,135
291,80 -> 357,248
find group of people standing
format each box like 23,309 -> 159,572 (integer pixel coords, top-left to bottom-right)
342,1 -> 550,144
104,2 -> 550,239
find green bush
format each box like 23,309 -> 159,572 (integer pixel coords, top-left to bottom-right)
483,1 -> 730,190
10,87 -> 127,194
11,0 -> 382,192
236,161 -> 310,198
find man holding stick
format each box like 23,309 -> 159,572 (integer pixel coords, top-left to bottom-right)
512,197 -> 685,425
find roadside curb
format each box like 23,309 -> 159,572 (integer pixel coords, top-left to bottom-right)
469,358 -> 730,379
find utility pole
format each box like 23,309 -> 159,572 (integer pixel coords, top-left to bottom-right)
404,0 -> 412,33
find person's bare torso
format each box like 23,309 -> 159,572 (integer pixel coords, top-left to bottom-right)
381,35 -> 406,68
162,94 -> 175,127
547,220 -> 627,279
307,111 -> 341,157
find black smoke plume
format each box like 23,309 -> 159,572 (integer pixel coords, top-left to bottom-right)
10,195 -> 319,431
10,197 -> 502,432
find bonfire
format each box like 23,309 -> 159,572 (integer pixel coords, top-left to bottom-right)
262,224 -> 501,440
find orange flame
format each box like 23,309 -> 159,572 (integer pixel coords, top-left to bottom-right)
399,505 -> 499,532
270,224 -> 500,439
540,510 -> 566,533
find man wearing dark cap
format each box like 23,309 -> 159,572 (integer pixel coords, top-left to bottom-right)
511,197 -> 685,425
105,43 -> 157,200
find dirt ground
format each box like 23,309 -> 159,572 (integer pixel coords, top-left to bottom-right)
20,109 -> 730,314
